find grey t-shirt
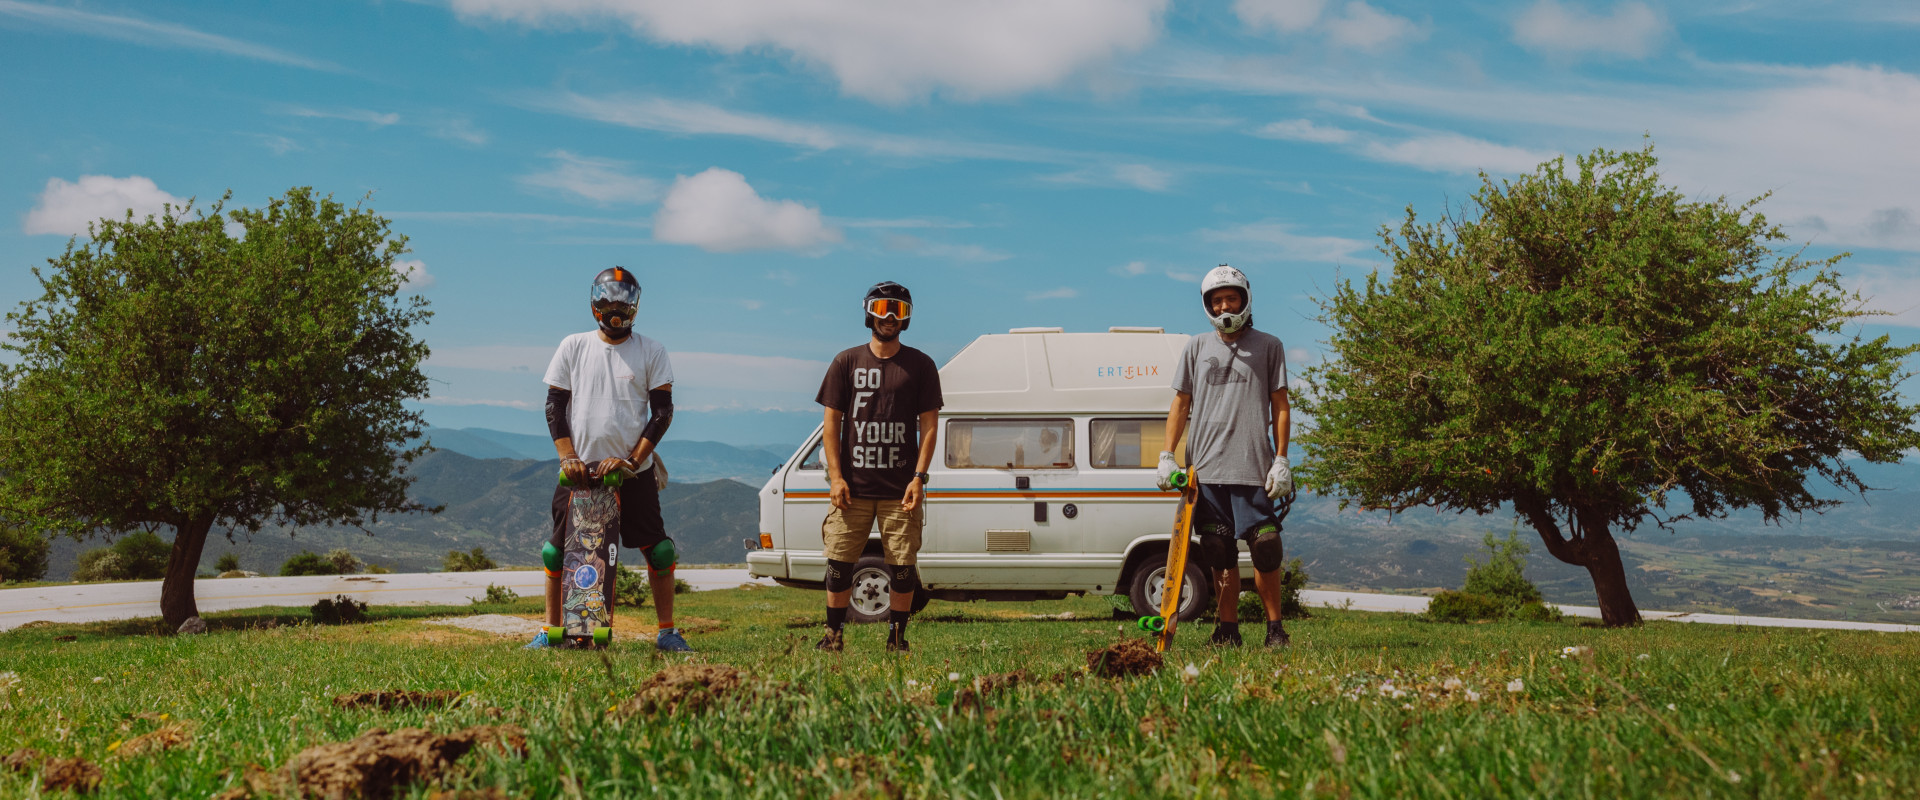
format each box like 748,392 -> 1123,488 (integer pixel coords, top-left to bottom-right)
1170,328 -> 1288,486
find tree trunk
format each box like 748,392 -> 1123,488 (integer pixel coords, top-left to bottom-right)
160,515 -> 214,630
1516,496 -> 1642,627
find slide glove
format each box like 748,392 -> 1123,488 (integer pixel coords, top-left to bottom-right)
1265,454 -> 1293,500
1155,451 -> 1180,492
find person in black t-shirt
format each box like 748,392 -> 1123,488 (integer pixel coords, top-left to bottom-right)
813,281 -> 943,653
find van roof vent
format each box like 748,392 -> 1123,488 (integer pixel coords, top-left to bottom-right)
1008,327 -> 1064,334
1108,326 -> 1165,333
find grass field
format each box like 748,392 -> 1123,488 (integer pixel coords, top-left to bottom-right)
1,587 -> 1915,798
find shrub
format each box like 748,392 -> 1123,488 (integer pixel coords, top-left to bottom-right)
675,577 -> 693,595
615,565 -> 649,609
1462,530 -> 1544,606
279,551 -> 333,576
1233,558 -> 1313,622
476,584 -> 519,604
73,531 -> 170,582
213,552 -> 241,573
324,549 -> 363,575
366,563 -> 392,574
0,521 -> 51,583
311,594 -> 368,625
443,547 -> 497,572
1427,590 -> 1510,623
1514,601 -> 1565,622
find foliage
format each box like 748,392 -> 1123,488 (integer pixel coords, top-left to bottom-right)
1462,530 -> 1544,606
615,565 -> 649,608
0,519 -> 51,583
72,531 -> 171,582
366,563 -> 392,574
1514,601 -> 1566,622
309,594 -> 367,625
0,187 -> 434,627
1426,590 -> 1511,623
279,551 -> 357,577
1233,558 -> 1313,622
476,584 -> 519,605
675,576 -> 692,595
1297,143 -> 1920,626
213,552 -> 241,573
323,549 -> 363,575
443,547 -> 497,572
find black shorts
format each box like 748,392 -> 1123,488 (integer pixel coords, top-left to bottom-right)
550,466 -> 669,553
1192,483 -> 1283,570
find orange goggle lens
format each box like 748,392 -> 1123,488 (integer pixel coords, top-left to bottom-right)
866,298 -> 911,320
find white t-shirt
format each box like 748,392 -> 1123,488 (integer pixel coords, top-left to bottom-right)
543,331 -> 675,469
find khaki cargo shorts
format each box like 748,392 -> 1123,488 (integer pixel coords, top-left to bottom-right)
822,497 -> 923,565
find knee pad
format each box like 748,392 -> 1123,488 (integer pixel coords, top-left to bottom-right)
888,563 -> 919,594
1197,536 -> 1234,570
824,559 -> 856,593
647,539 -> 678,572
1250,529 -> 1284,573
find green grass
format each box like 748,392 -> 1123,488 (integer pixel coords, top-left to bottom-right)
1,588 -> 1915,798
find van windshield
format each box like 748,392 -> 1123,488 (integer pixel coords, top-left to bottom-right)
946,419 -> 1073,469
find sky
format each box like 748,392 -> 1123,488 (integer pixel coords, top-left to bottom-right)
3,0 -> 1918,444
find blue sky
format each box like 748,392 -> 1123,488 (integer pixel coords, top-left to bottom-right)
4,0 -> 1918,444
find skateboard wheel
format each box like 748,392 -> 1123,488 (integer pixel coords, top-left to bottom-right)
546,626 -> 565,642
1137,616 -> 1166,633
593,627 -> 611,647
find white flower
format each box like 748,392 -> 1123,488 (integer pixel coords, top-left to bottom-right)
1506,679 -> 1524,693
947,672 -> 961,682
1182,663 -> 1200,678
1442,677 -> 1464,692
1666,703 -> 1677,711
1636,653 -> 1650,661
906,679 -> 919,688
92,677 -> 105,684
0,672 -> 18,691
1391,689 -> 1407,699
1728,770 -> 1742,784
1465,690 -> 1482,702
1562,646 -> 1577,656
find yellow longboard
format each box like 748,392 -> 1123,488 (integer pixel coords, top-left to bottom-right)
1137,470 -> 1197,653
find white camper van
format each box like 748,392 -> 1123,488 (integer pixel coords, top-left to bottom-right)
749,327 -> 1255,622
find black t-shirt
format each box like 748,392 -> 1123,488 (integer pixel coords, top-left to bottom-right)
815,344 -> 944,499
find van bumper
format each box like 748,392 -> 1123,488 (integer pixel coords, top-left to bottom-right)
746,549 -> 787,579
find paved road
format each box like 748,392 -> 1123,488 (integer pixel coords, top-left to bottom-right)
2,573 -> 1913,633
0,569 -> 773,631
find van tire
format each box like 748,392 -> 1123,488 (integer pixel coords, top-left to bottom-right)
846,555 -> 895,623
1126,551 -> 1211,622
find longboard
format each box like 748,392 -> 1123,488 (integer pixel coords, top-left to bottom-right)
546,469 -> 621,648
1138,470 -> 1197,653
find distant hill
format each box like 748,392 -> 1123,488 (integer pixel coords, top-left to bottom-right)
422,428 -> 791,484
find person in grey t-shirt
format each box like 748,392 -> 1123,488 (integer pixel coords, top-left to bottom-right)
1158,264 -> 1296,648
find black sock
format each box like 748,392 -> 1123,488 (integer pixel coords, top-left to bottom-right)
888,609 -> 909,641
1217,621 -> 1240,636
1267,620 -> 1286,634
826,606 -> 848,633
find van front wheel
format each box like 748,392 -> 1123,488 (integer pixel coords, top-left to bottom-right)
1127,551 -> 1211,622
846,556 -> 894,623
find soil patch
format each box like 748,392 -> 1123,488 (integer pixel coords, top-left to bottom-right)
334,691 -> 464,711
43,757 -> 104,793
618,665 -> 766,716
1087,639 -> 1163,678
2,748 -> 41,772
119,722 -> 194,756
953,670 -> 1034,713
213,725 -> 526,800
422,615 -> 542,638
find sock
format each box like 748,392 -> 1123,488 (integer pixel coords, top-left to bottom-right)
826,606 -> 848,633
1217,621 -> 1240,637
1267,620 -> 1286,635
888,609 -> 910,641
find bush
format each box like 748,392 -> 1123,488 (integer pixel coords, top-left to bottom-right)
73,531 -> 170,582
615,565 -> 649,608
1462,530 -> 1544,606
366,563 -> 392,574
279,551 -> 333,576
1233,558 -> 1313,622
311,594 -> 368,625
675,577 -> 692,595
475,584 -> 519,604
0,521 -> 51,583
443,547 -> 497,572
1514,600 -> 1565,622
324,549 -> 363,575
1427,590 -> 1511,623
213,552 -> 241,573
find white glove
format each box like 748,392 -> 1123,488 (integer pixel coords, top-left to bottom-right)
654,457 -> 669,491
1155,451 -> 1179,491
1265,454 -> 1293,500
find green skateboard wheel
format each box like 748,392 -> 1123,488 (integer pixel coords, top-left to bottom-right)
592,627 -> 611,647
546,626 -> 565,642
604,472 -> 623,488
1137,616 -> 1166,633
1170,471 -> 1189,489
557,470 -> 573,487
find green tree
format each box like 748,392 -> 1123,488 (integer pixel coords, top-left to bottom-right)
443,546 -> 496,572
0,188 -> 433,628
0,518 -> 51,583
72,530 -> 172,582
1298,144 -> 1920,626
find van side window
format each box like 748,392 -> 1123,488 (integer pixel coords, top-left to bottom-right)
945,419 -> 1074,469
1090,419 -> 1187,469
797,439 -> 825,470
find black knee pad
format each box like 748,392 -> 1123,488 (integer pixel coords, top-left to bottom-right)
1250,529 -> 1284,573
824,559 -> 856,593
888,563 -> 919,594
1197,535 -> 1235,570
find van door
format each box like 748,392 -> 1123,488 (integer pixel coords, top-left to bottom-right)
929,416 -> 1099,589
1086,417 -> 1189,592
780,428 -> 832,584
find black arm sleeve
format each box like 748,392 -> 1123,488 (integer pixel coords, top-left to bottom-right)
641,387 -> 673,444
545,387 -> 572,442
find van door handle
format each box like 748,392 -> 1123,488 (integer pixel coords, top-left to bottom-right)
1033,501 -> 1047,523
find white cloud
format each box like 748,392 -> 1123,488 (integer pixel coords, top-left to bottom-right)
883,234 -> 1011,263
1039,163 -> 1175,192
652,168 -> 841,253
1325,2 -> 1423,51
289,107 -> 400,127
1166,269 -> 1203,282
450,0 -> 1167,103
1027,287 -> 1078,301
1113,260 -> 1150,276
1513,1 -> 1666,60
518,151 -> 661,206
1235,0 -> 1328,33
1360,134 -> 1556,174
430,117 -> 490,147
419,396 -> 542,410
23,175 -> 187,236
673,352 -> 829,392
1256,119 -> 1355,144
391,258 -> 435,289
429,345 -> 556,373
282,107 -> 490,146
1201,221 -> 1374,263
1847,263 -> 1920,327
0,0 -> 341,71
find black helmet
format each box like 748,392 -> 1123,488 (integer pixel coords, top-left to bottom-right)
591,267 -> 641,337
863,281 -> 912,331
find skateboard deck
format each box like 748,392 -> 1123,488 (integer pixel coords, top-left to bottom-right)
549,469 -> 621,648
1137,470 -> 1197,652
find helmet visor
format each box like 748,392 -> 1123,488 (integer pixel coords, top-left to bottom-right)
591,281 -> 641,307
866,298 -> 912,321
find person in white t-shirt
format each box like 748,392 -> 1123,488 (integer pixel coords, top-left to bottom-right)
525,266 -> 691,652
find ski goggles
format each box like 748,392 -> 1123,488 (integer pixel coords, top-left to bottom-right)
866,298 -> 912,321
590,282 -> 641,307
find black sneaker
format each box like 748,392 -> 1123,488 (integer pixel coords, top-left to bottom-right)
885,630 -> 911,653
1208,624 -> 1243,648
1265,621 -> 1291,648
815,630 -> 844,652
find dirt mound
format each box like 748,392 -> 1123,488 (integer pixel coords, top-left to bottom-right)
618,665 -> 759,716
5,748 -> 103,793
119,722 -> 194,757
2,748 -> 41,772
334,691 -> 464,711
1087,639 -> 1163,678
209,725 -> 526,800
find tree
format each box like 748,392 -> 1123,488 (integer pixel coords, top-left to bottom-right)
0,188 -> 433,628
1298,144 -> 1920,626
0,518 -> 51,583
72,531 -> 171,582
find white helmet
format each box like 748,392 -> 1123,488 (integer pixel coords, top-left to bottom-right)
1200,264 -> 1252,334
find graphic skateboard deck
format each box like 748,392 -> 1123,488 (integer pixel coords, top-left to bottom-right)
547,469 -> 621,648
1138,470 -> 1197,653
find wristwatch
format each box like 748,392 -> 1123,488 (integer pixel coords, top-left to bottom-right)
914,471 -> 932,486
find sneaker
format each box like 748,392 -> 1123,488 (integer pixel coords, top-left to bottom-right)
885,635 -> 911,653
523,629 -> 550,649
815,630 -> 845,652
655,627 -> 693,653
1265,621 -> 1291,649
1208,625 -> 1243,648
